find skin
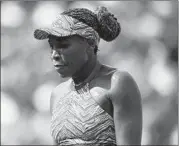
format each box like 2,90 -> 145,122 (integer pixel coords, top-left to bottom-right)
49,35 -> 142,145
49,35 -> 95,82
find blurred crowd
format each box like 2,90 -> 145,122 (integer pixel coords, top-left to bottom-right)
1,1 -> 178,145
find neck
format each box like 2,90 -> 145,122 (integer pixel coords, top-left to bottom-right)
72,57 -> 98,85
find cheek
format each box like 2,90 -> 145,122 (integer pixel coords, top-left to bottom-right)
66,51 -> 88,66
62,43 -> 88,65
75,51 -> 88,62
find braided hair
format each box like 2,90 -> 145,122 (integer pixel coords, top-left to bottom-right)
62,6 -> 121,42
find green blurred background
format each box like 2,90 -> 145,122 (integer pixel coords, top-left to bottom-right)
1,1 -> 178,145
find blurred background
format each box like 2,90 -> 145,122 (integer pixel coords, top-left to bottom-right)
1,1 -> 178,145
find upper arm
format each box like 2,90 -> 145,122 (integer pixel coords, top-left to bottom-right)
50,87 -> 59,144
50,81 -> 70,115
50,88 -> 56,115
110,71 -> 142,145
50,83 -> 62,115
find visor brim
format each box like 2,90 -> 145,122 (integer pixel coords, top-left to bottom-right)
34,28 -> 72,40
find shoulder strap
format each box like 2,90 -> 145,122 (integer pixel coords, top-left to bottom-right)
90,69 -> 118,118
92,91 -> 114,118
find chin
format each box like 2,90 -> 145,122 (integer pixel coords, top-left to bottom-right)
59,74 -> 68,78
57,71 -> 72,78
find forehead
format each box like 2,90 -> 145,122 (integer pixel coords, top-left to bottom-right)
48,35 -> 85,44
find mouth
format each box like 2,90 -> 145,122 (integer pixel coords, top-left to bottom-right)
54,64 -> 67,69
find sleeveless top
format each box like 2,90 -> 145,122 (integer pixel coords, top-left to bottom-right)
50,80 -> 116,146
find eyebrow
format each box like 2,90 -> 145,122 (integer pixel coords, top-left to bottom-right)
48,38 -> 69,45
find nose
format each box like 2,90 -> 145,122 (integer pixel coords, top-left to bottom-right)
51,50 -> 60,61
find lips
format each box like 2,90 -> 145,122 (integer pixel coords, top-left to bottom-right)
54,64 -> 66,67
54,64 -> 67,69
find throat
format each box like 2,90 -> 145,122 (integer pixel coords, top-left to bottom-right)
72,59 -> 100,86
72,62 -> 95,85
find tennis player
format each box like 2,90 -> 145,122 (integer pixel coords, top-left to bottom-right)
34,6 -> 142,146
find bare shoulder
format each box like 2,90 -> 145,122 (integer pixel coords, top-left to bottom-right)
111,70 -> 136,88
109,70 -> 142,110
52,79 -> 71,96
50,79 -> 71,114
110,70 -> 142,144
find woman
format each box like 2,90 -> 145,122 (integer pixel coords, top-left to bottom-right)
34,6 -> 142,146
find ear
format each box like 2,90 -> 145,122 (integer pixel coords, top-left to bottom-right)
86,45 -> 94,55
83,38 -> 95,54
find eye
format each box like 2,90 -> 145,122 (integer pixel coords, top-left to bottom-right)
50,44 -> 53,49
58,44 -> 69,48
48,40 -> 54,49
54,44 -> 70,52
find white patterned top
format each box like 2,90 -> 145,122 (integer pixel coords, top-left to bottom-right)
50,82 -> 116,146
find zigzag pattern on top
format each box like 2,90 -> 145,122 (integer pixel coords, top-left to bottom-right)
50,84 -> 116,145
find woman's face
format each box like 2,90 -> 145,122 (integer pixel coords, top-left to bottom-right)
49,35 -> 90,78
